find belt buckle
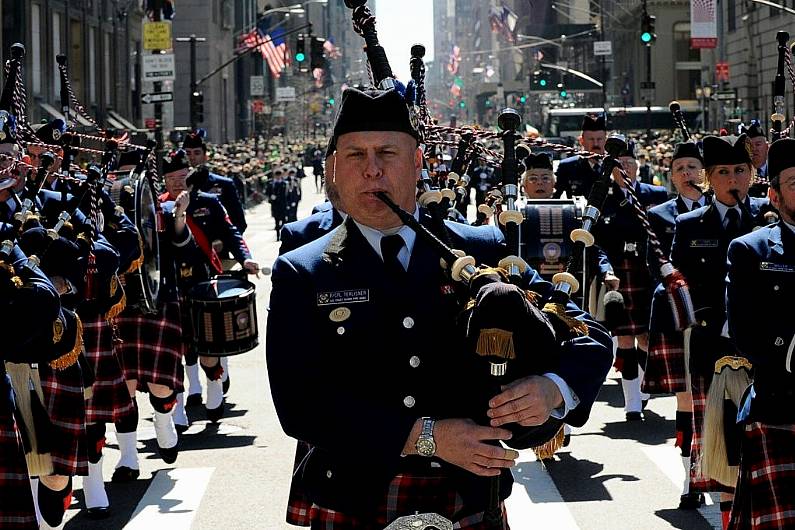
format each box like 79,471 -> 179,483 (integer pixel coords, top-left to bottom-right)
624,242 -> 637,254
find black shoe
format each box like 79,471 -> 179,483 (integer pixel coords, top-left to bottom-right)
175,423 -> 190,434
111,466 -> 140,483
206,402 -> 224,423
85,506 -> 111,519
678,492 -> 704,510
222,375 -> 230,395
626,411 -> 643,421
563,434 -> 571,447
186,393 -> 203,407
38,477 -> 72,527
158,445 -> 179,465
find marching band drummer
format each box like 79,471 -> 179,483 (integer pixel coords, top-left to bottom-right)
642,141 -> 710,510
267,86 -> 613,528
159,149 -> 258,423
726,138 -> 795,530
670,134 -> 771,529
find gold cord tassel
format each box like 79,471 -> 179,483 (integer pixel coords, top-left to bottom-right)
122,234 -> 146,275
542,302 -> 589,336
476,328 -> 516,360
533,424 -> 566,461
105,291 -> 127,320
49,314 -> 84,370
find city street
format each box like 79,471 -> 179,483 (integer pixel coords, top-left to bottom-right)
61,175 -> 722,530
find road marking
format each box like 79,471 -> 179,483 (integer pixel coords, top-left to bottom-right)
507,450 -> 582,529
124,467 -> 215,530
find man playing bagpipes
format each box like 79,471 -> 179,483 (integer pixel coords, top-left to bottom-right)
267,85 -> 613,529
726,138 -> 795,530
554,114 -> 607,199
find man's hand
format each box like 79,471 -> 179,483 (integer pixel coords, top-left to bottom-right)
603,271 -> 620,291
488,375 -> 564,427
243,259 -> 260,277
433,419 -> 518,477
174,190 -> 190,216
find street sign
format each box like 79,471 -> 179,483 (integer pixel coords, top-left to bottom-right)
275,87 -> 296,102
141,91 -> 174,104
640,81 -> 656,89
593,41 -> 612,56
250,76 -> 265,96
143,21 -> 172,51
715,91 -> 736,101
143,54 -> 176,81
272,110 -> 285,118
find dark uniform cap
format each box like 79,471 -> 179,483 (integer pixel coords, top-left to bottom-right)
605,134 -> 635,158
162,149 -> 191,175
672,142 -> 704,164
523,153 -> 553,171
766,138 -> 795,179
740,119 -> 766,140
33,119 -> 66,145
117,149 -> 143,169
702,134 -> 752,167
325,87 -> 420,157
0,110 -> 17,144
182,129 -> 207,150
581,114 -> 606,132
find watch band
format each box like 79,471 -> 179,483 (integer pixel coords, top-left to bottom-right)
421,417 -> 435,437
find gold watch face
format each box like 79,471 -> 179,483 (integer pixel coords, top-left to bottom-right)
416,437 -> 436,457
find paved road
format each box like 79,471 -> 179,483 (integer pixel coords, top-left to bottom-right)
60,174 -> 722,530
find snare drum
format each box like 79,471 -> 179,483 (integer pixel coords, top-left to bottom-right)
187,275 -> 259,356
520,199 -> 580,280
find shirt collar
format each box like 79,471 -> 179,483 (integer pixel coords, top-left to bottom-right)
679,195 -> 705,210
353,204 -> 420,267
784,219 -> 795,235
714,198 -> 743,223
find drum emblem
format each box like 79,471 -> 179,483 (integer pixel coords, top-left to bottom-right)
543,242 -> 562,262
329,307 -> 351,323
236,312 -> 250,330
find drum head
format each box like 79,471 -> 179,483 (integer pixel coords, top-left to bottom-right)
134,175 -> 161,307
190,276 -> 255,300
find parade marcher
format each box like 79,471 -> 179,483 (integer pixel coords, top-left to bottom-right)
554,114 -> 607,198
183,130 -> 248,233
469,156 -> 497,206
670,134 -> 771,528
160,150 -> 258,422
742,120 -> 770,198
267,86 -> 613,528
643,141 -> 710,509
591,136 -> 667,421
265,167 -> 289,240
727,137 -> 795,530
312,147 -> 325,193
285,166 -> 302,223
520,152 -> 556,201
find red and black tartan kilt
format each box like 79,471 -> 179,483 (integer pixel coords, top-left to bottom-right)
299,473 -> 509,530
0,377 -> 38,529
642,330 -> 687,394
729,422 -> 795,530
37,362 -> 88,477
611,257 -> 653,337
115,302 -> 185,393
81,314 -> 135,425
690,372 -> 735,494
286,440 -> 314,526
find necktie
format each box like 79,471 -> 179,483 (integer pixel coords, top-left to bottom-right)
380,234 -> 406,276
725,208 -> 741,239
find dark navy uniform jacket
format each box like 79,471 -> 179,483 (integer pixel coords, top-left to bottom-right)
184,191 -> 251,267
727,221 -> 795,423
670,197 -> 769,372
279,207 -> 343,255
267,211 -> 613,515
554,155 -> 600,198
198,169 -> 247,234
152,200 -> 203,303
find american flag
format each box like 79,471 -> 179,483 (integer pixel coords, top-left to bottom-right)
242,26 -> 291,78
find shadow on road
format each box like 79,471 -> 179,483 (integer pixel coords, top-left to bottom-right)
65,476 -> 153,530
655,508 -> 716,530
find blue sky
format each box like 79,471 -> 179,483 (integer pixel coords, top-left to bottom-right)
374,0 -> 435,83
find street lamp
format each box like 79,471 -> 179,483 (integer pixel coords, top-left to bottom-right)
695,85 -> 713,132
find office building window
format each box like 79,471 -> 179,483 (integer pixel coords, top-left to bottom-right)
673,22 -> 700,100
728,0 -> 736,31
31,4 -> 41,94
89,27 -> 97,104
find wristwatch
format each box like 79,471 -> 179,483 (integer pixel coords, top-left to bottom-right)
415,417 -> 436,457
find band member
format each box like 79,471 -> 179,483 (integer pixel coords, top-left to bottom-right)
670,134 -> 770,528
520,153 -> 556,201
592,137 -> 667,421
554,114 -> 607,198
265,167 -> 289,240
727,137 -> 795,530
160,150 -> 258,422
267,86 -> 613,528
469,156 -> 497,207
285,166 -> 302,223
643,141 -> 709,509
742,120 -> 769,178
183,129 -> 248,233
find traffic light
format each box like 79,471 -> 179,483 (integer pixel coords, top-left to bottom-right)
296,35 -> 308,72
557,83 -> 568,98
531,70 -> 551,91
190,91 -> 204,124
641,14 -> 657,45
328,97 -> 335,106
519,95 -> 527,104
459,100 -> 466,109
310,37 -> 326,70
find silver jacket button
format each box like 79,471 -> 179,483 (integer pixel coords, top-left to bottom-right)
336,326 -> 345,335
403,395 -> 416,408
403,316 -> 415,329
409,356 -> 421,368
326,470 -> 333,479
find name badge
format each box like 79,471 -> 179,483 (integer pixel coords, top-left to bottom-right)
690,239 -> 719,248
760,262 -> 795,273
317,289 -> 369,306
193,207 -> 211,217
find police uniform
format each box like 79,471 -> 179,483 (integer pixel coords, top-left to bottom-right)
267,86 -> 614,528
553,114 -> 606,199
265,173 -> 289,238
727,138 -> 795,530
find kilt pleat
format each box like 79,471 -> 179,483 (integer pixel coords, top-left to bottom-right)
0,376 -> 38,529
642,330 -> 687,394
115,302 -> 185,393
37,362 -> 88,476
611,258 -> 653,336
729,422 -> 795,530
81,314 -> 135,425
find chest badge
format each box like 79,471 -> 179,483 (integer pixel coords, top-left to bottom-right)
329,307 -> 351,322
